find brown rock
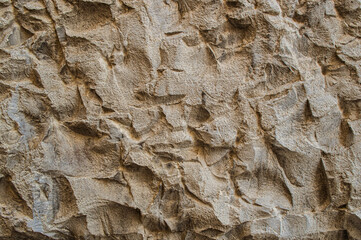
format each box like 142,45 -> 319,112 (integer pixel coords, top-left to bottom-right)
0,0 -> 360,239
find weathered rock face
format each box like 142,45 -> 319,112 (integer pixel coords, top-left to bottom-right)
0,0 -> 361,239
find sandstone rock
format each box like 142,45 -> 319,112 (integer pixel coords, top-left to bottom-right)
0,0 -> 360,239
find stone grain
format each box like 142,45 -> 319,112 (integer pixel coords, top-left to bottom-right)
0,0 -> 360,239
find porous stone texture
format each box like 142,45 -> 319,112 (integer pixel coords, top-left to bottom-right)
0,0 -> 361,239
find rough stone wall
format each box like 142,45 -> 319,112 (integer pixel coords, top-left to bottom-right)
0,0 -> 360,239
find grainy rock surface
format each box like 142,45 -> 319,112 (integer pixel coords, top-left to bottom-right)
0,0 -> 361,239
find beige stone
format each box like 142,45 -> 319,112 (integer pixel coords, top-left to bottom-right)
0,0 -> 360,239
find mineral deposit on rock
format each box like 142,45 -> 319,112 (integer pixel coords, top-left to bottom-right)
0,0 -> 361,239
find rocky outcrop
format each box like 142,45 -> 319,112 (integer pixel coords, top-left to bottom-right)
0,0 -> 360,239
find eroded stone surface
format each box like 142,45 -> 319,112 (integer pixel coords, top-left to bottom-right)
0,0 -> 360,239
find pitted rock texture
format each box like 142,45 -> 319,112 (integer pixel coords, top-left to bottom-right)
0,0 -> 361,239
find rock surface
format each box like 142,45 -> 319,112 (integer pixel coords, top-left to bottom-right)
0,0 -> 361,239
